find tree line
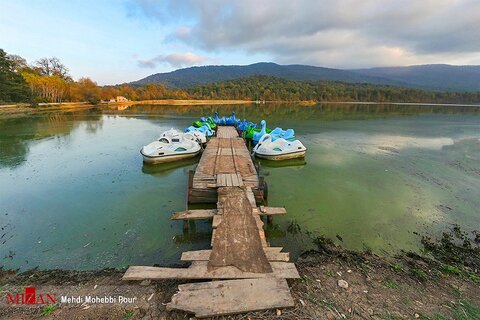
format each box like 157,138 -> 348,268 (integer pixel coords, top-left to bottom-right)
186,75 -> 480,104
0,48 -> 188,104
1,48 -> 479,105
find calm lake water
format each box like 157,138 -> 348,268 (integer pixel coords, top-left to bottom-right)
1,103 -> 479,271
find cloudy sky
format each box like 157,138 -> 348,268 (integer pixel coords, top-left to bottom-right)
1,0 -> 479,84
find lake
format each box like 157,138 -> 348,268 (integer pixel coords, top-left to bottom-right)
1,103 -> 479,271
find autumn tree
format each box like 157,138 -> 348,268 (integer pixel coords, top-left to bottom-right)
70,77 -> 101,104
22,72 -> 69,103
35,57 -> 71,80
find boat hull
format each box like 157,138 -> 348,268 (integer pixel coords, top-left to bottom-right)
141,150 -> 201,164
254,150 -> 306,161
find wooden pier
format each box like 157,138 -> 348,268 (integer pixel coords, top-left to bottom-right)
188,126 -> 267,203
123,127 -> 299,318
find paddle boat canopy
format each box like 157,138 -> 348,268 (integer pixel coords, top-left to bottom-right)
185,124 -> 213,143
270,127 -> 295,141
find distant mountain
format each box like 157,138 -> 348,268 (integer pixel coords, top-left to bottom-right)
351,64 -> 480,92
132,62 -> 480,92
132,62 -> 402,88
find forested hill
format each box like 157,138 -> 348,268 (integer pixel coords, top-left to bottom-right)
132,62 -> 402,88
185,75 -> 480,104
133,62 -> 480,92
352,64 -> 480,92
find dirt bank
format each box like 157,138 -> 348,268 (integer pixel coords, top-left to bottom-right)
1,230 -> 479,319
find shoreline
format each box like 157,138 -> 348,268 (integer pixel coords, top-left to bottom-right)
1,99 -> 479,119
1,231 -> 479,319
1,98 -> 480,110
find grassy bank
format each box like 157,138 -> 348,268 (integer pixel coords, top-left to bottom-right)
1,229 -> 479,319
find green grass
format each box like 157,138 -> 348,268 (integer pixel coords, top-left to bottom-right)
413,268 -> 428,281
452,286 -> 464,298
390,263 -> 404,273
123,311 -> 134,320
300,274 -> 313,283
468,272 -> 480,284
453,301 -> 480,319
440,264 -> 480,284
419,300 -> 480,320
383,279 -> 399,289
324,270 -> 334,277
41,304 -> 58,317
442,264 -> 461,275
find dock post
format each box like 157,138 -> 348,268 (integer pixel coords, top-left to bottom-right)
267,215 -> 273,224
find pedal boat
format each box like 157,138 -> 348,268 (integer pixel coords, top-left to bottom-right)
252,134 -> 306,160
141,131 -> 201,164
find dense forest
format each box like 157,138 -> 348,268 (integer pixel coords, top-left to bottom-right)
1,48 -> 479,105
186,75 -> 480,104
133,61 -> 480,92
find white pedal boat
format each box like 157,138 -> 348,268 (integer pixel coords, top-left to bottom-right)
252,134 -> 306,160
141,130 -> 201,164
163,128 -> 207,145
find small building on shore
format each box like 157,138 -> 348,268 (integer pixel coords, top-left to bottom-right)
116,96 -> 128,102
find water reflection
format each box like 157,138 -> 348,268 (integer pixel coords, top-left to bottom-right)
1,103 -> 479,270
2,103 -> 478,170
257,158 -> 307,168
141,157 -> 200,176
0,109 -> 102,168
104,102 -> 480,123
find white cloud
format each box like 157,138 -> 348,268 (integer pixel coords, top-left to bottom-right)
138,52 -> 207,68
131,0 -> 480,67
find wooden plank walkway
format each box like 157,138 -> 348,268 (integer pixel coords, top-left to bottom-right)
123,126 -> 298,318
188,126 -> 265,203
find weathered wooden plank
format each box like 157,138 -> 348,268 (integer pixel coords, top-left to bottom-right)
123,261 -> 300,280
235,173 -> 243,186
182,207 -> 284,223
211,229 -> 216,246
226,173 -> 234,186
230,173 -> 238,187
256,206 -> 288,216
209,187 -> 272,273
216,126 -> 239,139
188,188 -> 218,204
245,187 -> 257,207
181,249 -> 290,262
166,278 -> 295,318
171,209 -> 216,220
